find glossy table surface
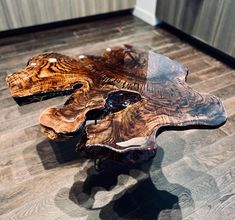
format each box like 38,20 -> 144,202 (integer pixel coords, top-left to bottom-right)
6,45 -> 227,162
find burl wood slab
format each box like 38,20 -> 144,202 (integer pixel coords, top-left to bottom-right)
6,45 -> 227,162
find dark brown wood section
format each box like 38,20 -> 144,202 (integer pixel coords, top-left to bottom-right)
6,45 -> 226,162
0,15 -> 234,219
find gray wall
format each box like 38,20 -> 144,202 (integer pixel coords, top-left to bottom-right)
156,0 -> 235,57
0,0 -> 135,31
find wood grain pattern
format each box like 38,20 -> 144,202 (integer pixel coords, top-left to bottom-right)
6,45 -> 227,162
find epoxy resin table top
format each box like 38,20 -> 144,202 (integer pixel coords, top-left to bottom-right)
6,45 -> 227,162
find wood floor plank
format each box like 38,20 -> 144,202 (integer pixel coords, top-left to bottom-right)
153,134 -> 235,187
183,159 -> 235,220
157,128 -> 227,167
192,134 -> 235,170
212,83 -> 235,100
0,161 -> 89,216
187,64 -> 231,85
220,114 -> 235,135
223,97 -> 235,117
191,71 -> 235,93
181,158 -> 235,219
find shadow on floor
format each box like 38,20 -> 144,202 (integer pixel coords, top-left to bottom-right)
54,147 -> 194,220
36,136 -> 83,169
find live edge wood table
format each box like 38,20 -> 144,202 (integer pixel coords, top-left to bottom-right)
6,45 -> 227,169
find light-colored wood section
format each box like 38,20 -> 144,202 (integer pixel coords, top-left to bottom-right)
0,15 -> 234,219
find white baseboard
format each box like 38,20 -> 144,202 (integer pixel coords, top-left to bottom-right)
133,6 -> 161,26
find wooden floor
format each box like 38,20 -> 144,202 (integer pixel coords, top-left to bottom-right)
0,14 -> 234,220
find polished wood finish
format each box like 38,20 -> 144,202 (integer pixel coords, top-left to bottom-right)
0,15 -> 234,219
6,45 -> 226,162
